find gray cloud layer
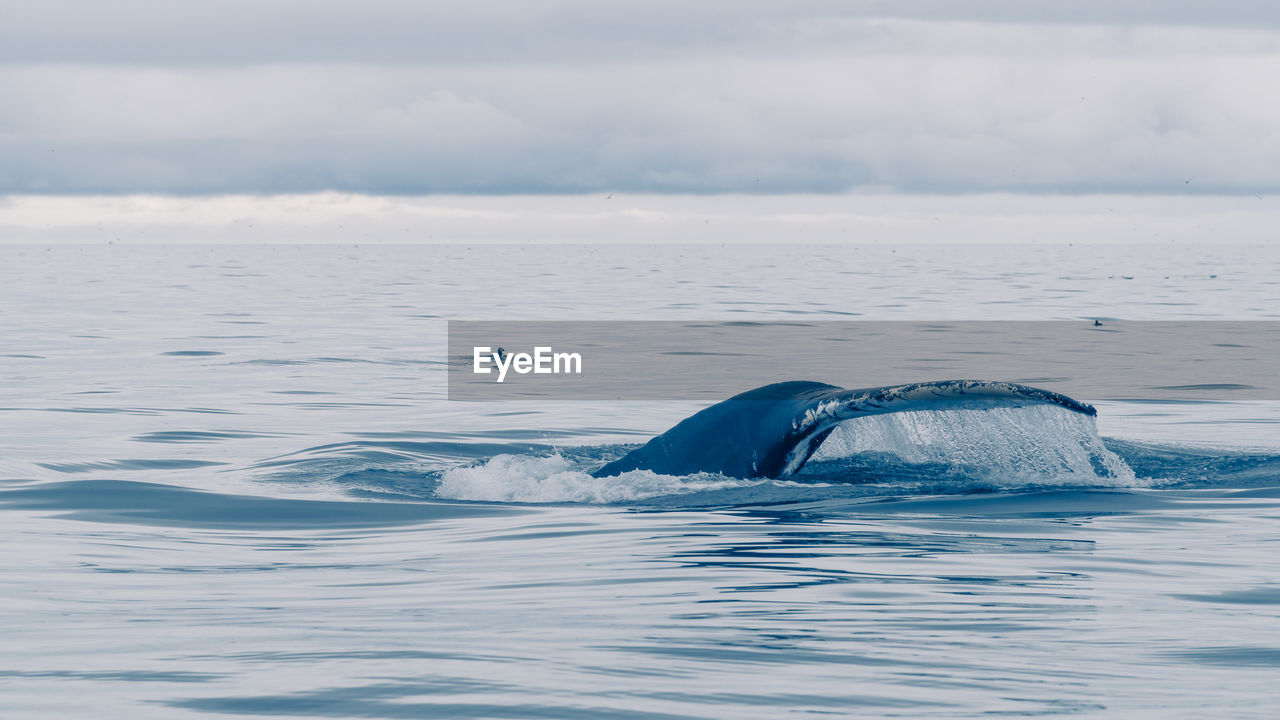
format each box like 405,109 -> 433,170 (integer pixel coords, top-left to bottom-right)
3,2 -> 1280,194
9,2 -> 1280,66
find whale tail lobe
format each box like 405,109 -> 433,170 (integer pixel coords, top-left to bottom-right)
592,380 -> 1096,480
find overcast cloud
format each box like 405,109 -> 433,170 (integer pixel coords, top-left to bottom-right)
3,1 -> 1280,195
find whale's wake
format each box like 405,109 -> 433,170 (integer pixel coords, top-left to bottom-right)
435,397 -> 1139,504
258,381 -> 1280,506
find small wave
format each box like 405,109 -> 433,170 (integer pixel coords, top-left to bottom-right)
35,459 -> 228,474
435,454 -> 763,504
1106,439 -> 1280,488
132,430 -> 289,444
0,479 -> 518,528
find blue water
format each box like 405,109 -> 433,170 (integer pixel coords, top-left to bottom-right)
2,243 -> 1280,718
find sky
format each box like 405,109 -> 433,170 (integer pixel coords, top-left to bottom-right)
3,1 -> 1280,241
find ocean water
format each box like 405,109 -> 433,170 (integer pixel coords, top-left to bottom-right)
2,243 -> 1279,719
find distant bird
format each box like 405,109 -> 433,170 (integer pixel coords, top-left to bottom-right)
606,194 -> 613,200
1093,320 -> 1103,326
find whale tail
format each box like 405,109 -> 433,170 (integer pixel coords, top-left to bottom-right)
592,380 -> 1096,480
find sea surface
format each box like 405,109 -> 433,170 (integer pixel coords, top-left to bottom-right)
2,243 -> 1279,719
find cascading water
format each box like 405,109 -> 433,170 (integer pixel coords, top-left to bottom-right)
803,403 -> 1136,488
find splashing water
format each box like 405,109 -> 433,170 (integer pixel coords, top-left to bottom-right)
436,405 -> 1138,504
807,403 -> 1137,488
435,453 -> 764,503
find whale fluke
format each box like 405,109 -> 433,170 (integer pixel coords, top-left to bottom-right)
592,380 -> 1095,480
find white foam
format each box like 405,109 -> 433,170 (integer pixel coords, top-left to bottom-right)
435,453 -> 762,504
438,406 -> 1141,503
810,404 -> 1139,487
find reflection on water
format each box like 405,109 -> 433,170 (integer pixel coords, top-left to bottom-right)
4,488 -> 1279,718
